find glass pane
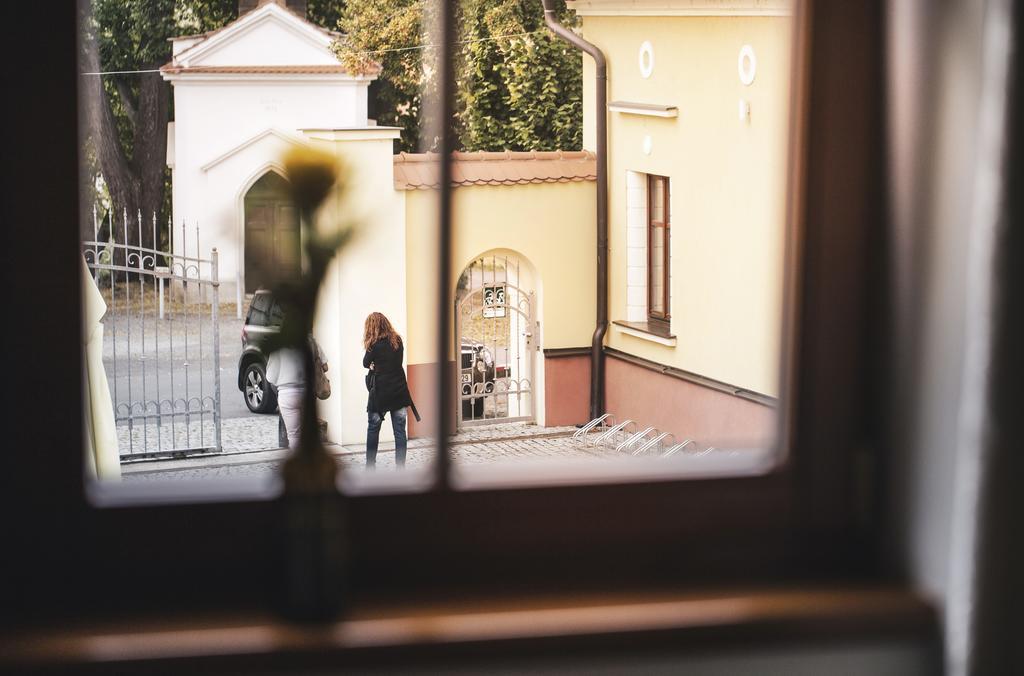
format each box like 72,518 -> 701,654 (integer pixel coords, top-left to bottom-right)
650,177 -> 666,223
446,3 -> 796,480
79,0 -> 796,488
79,0 -> 441,486
650,225 -> 666,315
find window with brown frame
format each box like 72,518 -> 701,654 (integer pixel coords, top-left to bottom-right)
2,1 -> 908,660
647,174 -> 670,324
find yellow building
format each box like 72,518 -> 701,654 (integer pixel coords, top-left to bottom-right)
570,0 -> 793,447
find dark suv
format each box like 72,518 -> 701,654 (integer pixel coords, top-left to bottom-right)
238,289 -> 282,414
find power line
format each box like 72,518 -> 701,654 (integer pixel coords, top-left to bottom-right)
82,29 -> 549,76
343,29 -> 547,57
82,68 -> 162,75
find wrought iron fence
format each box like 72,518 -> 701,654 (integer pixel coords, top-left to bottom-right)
83,207 -> 221,460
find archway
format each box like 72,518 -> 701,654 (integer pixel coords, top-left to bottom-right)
455,252 -> 538,426
243,171 -> 299,293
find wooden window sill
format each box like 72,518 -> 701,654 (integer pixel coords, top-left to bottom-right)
1,586 -> 935,672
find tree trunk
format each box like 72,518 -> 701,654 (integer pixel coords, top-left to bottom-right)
133,70 -> 170,253
80,22 -> 169,259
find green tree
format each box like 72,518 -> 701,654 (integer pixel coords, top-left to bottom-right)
81,0 -> 236,246
306,0 -> 348,35
458,0 -> 581,151
334,0 -> 581,153
333,0 -> 427,152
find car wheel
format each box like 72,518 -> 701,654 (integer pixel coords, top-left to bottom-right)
243,362 -> 277,414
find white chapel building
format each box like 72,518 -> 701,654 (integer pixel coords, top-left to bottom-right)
162,0 -> 390,310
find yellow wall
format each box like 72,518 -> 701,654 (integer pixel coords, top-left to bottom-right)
404,181 -> 597,366
304,129 -> 408,445
582,15 -> 792,397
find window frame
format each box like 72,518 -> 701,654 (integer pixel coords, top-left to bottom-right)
3,0 -> 890,621
646,173 -> 671,324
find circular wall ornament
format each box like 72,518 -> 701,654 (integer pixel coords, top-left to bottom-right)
639,41 -> 654,79
642,135 -> 653,155
738,45 -> 757,85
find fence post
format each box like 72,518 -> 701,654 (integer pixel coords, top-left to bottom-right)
157,274 -> 165,319
212,248 -> 222,452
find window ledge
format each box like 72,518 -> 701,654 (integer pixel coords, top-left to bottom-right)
0,586 -> 935,671
609,101 -> 680,118
613,320 -> 677,346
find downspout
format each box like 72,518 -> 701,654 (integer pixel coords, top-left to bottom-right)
541,0 -> 608,421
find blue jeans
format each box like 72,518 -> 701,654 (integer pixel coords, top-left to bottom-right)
366,408 -> 408,468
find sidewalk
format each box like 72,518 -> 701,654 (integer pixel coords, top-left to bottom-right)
123,422 -> 586,481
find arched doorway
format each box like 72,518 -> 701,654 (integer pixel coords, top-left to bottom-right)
243,171 -> 299,292
455,253 -> 537,426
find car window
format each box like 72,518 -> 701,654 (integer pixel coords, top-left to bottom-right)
248,294 -> 272,327
269,300 -> 285,327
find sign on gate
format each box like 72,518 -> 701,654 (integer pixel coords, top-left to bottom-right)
83,207 -> 222,460
482,284 -> 506,318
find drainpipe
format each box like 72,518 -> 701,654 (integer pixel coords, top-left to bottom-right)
541,0 -> 608,421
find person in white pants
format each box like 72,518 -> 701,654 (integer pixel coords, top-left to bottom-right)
265,347 -> 306,450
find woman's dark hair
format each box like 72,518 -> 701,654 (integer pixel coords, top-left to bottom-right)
363,312 -> 402,351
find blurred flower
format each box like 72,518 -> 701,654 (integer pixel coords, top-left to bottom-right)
283,146 -> 339,213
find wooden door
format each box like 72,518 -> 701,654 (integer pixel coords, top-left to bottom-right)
244,172 -> 299,292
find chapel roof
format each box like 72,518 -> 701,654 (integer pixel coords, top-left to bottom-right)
393,151 -> 598,190
161,1 -> 377,77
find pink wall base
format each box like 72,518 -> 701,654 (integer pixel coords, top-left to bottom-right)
543,354 -> 592,427
604,355 -> 776,448
406,361 -> 457,439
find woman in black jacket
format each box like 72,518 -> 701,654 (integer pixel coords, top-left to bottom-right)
363,312 -> 413,467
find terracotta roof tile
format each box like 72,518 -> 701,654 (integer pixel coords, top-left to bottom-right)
393,151 -> 597,190
450,162 -> 468,185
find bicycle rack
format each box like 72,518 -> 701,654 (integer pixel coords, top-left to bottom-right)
573,416 -> 717,459
573,413 -> 613,446
590,420 -> 635,447
615,426 -> 656,453
633,432 -> 674,456
661,439 -> 695,457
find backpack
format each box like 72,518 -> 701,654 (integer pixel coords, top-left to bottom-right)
309,336 -> 331,400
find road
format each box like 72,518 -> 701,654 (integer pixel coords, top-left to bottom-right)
102,310 -> 257,421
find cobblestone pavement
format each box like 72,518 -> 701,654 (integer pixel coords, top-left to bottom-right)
122,422 -> 616,481
117,415 -> 279,459
444,422 -> 577,443
118,417 -> 574,460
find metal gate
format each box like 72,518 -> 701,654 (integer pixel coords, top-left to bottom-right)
83,208 -> 221,460
455,255 -> 536,426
